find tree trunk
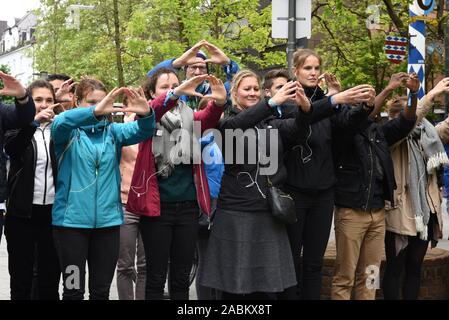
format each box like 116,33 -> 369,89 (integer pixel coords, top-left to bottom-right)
382,0 -> 407,35
113,0 -> 125,87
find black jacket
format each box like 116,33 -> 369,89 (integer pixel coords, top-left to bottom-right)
332,112 -> 416,211
0,95 -> 35,203
5,122 -> 57,218
284,86 -> 371,192
217,99 -> 312,213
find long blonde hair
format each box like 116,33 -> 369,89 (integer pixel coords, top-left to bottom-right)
230,70 -> 261,109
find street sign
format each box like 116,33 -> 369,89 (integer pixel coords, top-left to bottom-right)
66,4 -> 95,30
272,0 -> 312,39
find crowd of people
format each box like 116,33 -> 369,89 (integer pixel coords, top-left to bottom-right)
0,39 -> 448,300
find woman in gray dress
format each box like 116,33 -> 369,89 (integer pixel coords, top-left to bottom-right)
198,70 -> 312,299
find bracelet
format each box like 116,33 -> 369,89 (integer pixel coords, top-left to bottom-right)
167,89 -> 180,100
410,90 -> 419,96
15,90 -> 28,101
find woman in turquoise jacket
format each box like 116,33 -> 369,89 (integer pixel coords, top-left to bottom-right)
51,77 -> 156,300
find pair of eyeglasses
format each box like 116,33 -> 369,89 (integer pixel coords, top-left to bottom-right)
187,65 -> 207,71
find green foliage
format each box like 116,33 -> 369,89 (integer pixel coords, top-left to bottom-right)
0,65 -> 14,105
35,0 -> 442,95
35,0 -> 284,88
312,0 -> 442,94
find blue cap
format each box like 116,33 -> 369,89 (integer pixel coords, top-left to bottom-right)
196,50 -> 207,60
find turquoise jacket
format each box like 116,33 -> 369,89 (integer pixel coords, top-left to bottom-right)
51,106 -> 155,228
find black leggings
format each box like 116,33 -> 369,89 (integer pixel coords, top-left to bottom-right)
5,205 -> 60,300
280,187 -> 334,300
53,226 -> 120,300
383,231 -> 429,300
140,201 -> 199,300
221,291 -> 276,300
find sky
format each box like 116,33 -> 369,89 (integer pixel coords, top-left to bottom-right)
0,0 -> 41,26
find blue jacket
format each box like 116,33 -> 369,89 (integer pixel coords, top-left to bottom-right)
444,143 -> 449,199
200,132 -> 224,199
51,106 -> 156,228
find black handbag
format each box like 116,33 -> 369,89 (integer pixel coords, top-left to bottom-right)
266,177 -> 297,224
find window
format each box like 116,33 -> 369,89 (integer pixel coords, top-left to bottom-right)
29,28 -> 35,41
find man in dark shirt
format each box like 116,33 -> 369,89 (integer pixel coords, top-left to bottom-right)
331,74 -> 419,300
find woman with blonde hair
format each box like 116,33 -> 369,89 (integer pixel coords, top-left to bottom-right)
199,70 -> 313,299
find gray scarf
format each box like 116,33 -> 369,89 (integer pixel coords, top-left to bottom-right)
152,101 -> 200,178
407,118 -> 449,240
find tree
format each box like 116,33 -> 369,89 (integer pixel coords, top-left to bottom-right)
34,0 -> 285,88
0,65 -> 14,104
311,0 -> 445,94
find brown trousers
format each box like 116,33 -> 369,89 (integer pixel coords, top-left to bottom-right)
331,207 -> 385,300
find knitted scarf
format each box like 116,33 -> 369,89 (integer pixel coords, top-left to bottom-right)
407,118 -> 449,240
152,101 -> 199,179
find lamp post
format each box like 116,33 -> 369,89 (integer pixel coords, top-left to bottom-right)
287,0 -> 296,77
445,0 -> 449,116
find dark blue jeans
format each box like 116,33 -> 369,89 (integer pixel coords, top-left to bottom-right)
281,187 -> 335,300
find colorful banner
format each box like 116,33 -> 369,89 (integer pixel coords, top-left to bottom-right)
385,34 -> 408,64
408,0 -> 435,101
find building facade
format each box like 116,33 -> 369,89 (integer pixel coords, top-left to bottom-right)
0,12 -> 37,86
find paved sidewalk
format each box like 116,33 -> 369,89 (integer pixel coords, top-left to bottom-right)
0,209 -> 448,300
0,236 -> 198,300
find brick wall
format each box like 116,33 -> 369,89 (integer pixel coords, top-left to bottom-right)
321,241 -> 449,300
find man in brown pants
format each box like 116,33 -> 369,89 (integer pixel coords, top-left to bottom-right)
330,74 -> 419,299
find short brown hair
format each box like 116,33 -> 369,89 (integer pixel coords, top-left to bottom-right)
142,68 -> 178,100
263,69 -> 290,90
75,77 -> 107,103
28,80 -> 56,102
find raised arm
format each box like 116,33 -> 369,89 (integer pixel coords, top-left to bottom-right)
193,75 -> 226,132
219,81 -> 303,131
434,78 -> 449,143
270,84 -> 312,148
52,87 -> 127,146
0,72 -> 35,130
112,87 -> 155,146
382,90 -> 418,147
4,125 -> 37,158
402,73 -> 420,121
425,78 -> 449,142
331,85 -> 376,132
371,72 -> 409,119
312,84 -> 376,124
